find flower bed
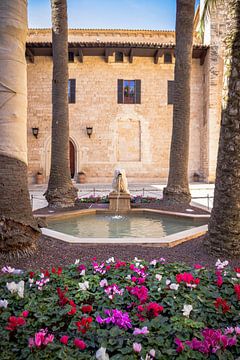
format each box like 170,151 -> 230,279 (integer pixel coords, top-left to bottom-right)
1,258 -> 240,359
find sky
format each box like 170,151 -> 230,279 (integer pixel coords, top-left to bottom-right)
28,0 -> 200,30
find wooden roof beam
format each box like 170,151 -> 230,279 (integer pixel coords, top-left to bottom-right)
129,48 -> 134,63
154,49 -> 164,64
26,48 -> 34,63
78,48 -> 83,63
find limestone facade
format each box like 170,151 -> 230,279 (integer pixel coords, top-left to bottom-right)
26,22 -> 223,184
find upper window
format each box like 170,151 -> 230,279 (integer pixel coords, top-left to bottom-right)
115,51 -> 124,63
164,53 -> 172,64
117,79 -> 141,104
68,51 -> 74,62
68,79 -> 76,103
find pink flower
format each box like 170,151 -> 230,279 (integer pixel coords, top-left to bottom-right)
225,327 -> 234,335
235,326 -> 240,335
22,310 -> 29,318
35,330 -> 46,347
133,342 -> 142,353
133,326 -> 149,335
194,264 -> 203,269
216,271 -> 223,287
60,335 -> 69,345
175,338 -> 184,353
74,338 -> 86,350
126,285 -> 148,303
176,272 -> 200,286
234,284 -> 240,300
43,334 -> 54,345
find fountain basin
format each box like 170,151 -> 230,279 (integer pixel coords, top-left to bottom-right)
40,208 -> 209,247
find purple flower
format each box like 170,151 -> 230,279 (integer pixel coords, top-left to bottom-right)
96,309 -> 132,329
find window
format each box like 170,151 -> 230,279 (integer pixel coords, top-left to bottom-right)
117,79 -> 141,104
168,80 -> 174,105
68,51 -> 74,62
68,79 -> 76,103
115,51 -> 124,63
164,53 -> 172,64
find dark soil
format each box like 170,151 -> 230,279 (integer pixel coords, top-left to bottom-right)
1,235 -> 239,271
131,202 -> 209,215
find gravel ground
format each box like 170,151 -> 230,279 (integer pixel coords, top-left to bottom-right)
0,235 -> 239,271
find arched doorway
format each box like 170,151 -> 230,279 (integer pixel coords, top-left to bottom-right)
69,140 -> 75,178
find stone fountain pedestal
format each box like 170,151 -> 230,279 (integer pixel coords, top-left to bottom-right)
109,192 -> 131,212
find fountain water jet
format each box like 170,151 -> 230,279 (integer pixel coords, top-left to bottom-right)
109,169 -> 131,212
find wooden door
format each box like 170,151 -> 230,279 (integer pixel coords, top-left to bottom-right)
69,140 -> 75,178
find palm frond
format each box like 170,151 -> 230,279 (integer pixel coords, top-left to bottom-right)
199,0 -> 221,38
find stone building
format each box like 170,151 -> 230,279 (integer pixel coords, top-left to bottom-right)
26,3 -> 224,184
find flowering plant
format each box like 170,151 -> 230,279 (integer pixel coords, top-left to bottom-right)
1,259 -> 240,358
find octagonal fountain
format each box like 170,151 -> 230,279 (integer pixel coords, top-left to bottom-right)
41,169 -> 209,246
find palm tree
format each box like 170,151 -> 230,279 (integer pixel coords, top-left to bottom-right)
205,0 -> 240,256
45,0 -> 77,208
0,0 -> 40,256
163,0 -> 195,205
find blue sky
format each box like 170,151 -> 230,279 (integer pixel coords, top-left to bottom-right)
28,0 -> 200,30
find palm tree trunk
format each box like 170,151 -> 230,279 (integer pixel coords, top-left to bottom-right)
207,0 -> 240,256
0,0 -> 39,257
45,0 -> 77,208
163,0 -> 195,205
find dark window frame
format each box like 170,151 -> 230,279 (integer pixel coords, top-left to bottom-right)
68,79 -> 76,103
117,79 -> 141,104
68,51 -> 75,63
115,51 -> 124,63
164,53 -> 172,64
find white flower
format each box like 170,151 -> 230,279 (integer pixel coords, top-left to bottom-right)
145,349 -> 156,360
157,287 -> 161,292
28,278 -> 34,288
2,266 -> 15,273
106,257 -> 115,264
100,279 -> 108,287
187,284 -> 197,289
6,280 -> 24,298
79,269 -> 86,276
75,259 -> 80,265
96,347 -> 110,360
237,273 -> 240,278
166,279 -> 171,286
78,281 -> 89,291
155,274 -> 162,281
150,260 -> 157,266
126,275 -> 131,280
215,259 -> 229,270
182,304 -> 193,317
169,283 -> 179,291
0,299 -> 8,308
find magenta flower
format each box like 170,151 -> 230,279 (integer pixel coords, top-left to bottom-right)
175,338 -> 184,353
60,335 -> 69,345
186,328 -> 237,355
96,309 -> 132,329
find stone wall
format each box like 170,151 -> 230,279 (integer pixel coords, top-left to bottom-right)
200,0 -> 227,182
27,52 -> 204,184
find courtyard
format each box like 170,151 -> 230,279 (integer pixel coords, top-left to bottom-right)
1,0 -> 240,359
